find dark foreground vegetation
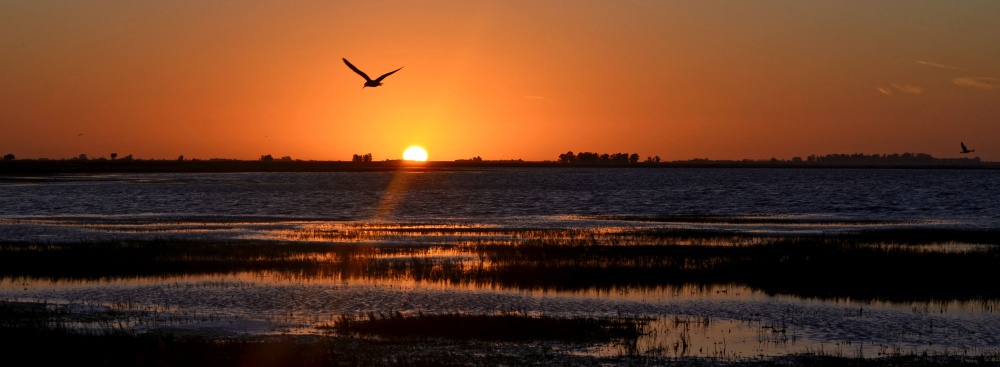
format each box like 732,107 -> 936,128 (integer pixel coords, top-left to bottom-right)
328,312 -> 645,343
3,301 -> 999,367
4,226 -> 1000,365
2,227 -> 999,301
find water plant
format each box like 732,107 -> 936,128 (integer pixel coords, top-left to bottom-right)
3,226 -> 999,301
325,311 -> 647,343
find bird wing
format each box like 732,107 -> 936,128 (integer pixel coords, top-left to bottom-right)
342,58 -> 372,82
961,142 -> 968,151
374,67 -> 403,82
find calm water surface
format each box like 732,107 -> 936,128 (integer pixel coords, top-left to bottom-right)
2,168 -> 998,239
2,168 -> 999,358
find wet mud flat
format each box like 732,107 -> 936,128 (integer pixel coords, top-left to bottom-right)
3,223 -> 1000,365
3,302 -> 999,367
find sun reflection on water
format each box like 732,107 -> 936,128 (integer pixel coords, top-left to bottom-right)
3,213 -> 1000,358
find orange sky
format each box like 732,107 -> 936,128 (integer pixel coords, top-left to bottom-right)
2,1 -> 998,161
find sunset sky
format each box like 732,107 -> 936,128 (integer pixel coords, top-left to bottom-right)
2,1 -> 997,161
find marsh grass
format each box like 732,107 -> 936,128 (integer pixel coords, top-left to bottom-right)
3,227 -> 999,301
5,301 -> 1000,367
326,312 -> 647,343
0,240 -> 433,280
3,311 -> 999,366
455,236 -> 1000,300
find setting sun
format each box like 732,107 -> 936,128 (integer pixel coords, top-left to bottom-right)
402,146 -> 428,161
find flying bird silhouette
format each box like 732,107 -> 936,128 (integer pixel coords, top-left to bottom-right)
342,58 -> 403,88
960,142 -> 975,154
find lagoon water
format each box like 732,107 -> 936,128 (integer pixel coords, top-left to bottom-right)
2,168 -> 998,234
2,168 -> 999,358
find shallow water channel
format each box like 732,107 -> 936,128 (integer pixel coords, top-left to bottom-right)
3,218 -> 999,358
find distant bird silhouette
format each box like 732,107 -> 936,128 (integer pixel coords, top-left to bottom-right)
342,58 -> 402,88
960,142 -> 975,154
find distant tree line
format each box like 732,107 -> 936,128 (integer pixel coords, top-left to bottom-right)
70,153 -> 134,161
352,153 -> 373,163
0,153 -> 302,162
553,151 -> 983,166
260,154 -> 293,161
667,153 -> 983,166
804,153 -> 980,164
557,151 -> 645,164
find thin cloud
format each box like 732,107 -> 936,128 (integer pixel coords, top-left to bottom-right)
916,60 -> 958,70
891,83 -> 923,94
876,86 -> 893,95
953,77 -> 998,90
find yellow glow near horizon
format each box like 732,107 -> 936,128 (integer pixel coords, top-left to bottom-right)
402,146 -> 428,161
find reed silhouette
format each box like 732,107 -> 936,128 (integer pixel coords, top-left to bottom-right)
3,226 -> 999,301
329,312 -> 644,342
3,300 -> 998,366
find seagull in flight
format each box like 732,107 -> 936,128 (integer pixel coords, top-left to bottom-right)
960,142 -> 975,154
342,58 -> 403,88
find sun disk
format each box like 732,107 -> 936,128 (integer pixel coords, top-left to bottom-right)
403,146 -> 428,161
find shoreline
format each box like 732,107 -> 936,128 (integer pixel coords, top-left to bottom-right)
2,159 -> 998,174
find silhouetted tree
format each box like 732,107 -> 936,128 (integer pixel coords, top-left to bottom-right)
177,155 -> 184,161
280,156 -> 292,161
352,154 -> 362,162
260,154 -> 274,161
110,153 -> 118,160
610,153 -> 631,163
2,153 -> 14,161
363,153 -> 373,162
577,152 -> 599,163
629,153 -> 639,163
121,154 -> 133,161
558,151 -> 577,164
76,154 -> 89,161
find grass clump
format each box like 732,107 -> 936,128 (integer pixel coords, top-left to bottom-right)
3,301 -> 999,366
328,312 -> 646,343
